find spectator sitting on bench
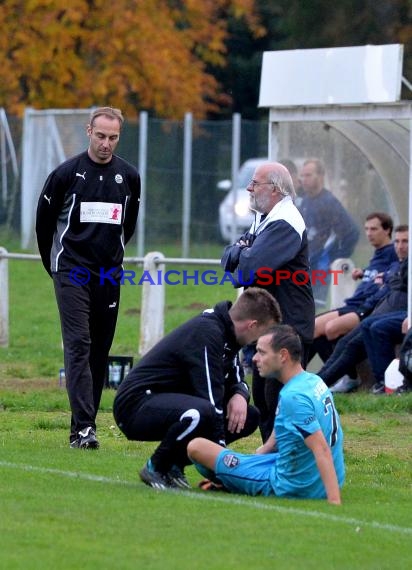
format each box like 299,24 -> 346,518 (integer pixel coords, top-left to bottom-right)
316,249 -> 408,394
362,313 -> 408,395
308,213 -> 399,367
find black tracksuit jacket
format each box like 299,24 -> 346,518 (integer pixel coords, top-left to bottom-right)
36,151 -> 140,278
114,301 -> 250,443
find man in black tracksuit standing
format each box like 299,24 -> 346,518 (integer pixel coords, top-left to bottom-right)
113,287 -> 281,489
36,107 -> 140,449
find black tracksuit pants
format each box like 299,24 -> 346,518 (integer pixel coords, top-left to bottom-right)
53,272 -> 120,442
113,390 -> 260,473
317,327 -> 365,386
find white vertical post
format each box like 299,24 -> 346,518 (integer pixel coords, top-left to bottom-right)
137,110 -> 148,258
0,247 -> 9,347
229,113 -> 241,244
182,112 -> 192,258
21,108 -> 34,249
1,121 -> 6,206
139,251 -> 165,356
329,258 -> 356,310
268,120 -> 279,160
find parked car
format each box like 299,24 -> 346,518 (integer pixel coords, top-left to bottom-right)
218,158 -> 267,242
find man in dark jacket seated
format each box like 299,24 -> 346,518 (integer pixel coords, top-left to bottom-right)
317,256 -> 408,394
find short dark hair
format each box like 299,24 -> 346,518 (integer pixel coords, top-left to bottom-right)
395,224 -> 409,233
267,324 -> 302,362
230,287 -> 282,325
89,106 -> 124,129
365,212 -> 394,237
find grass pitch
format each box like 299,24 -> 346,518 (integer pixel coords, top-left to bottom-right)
0,242 -> 411,568
0,387 -> 411,570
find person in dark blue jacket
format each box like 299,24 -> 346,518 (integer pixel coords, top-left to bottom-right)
221,161 -> 315,443
362,311 -> 408,394
327,225 -> 408,393
299,158 -> 360,307
311,212 -> 398,368
317,256 -> 408,394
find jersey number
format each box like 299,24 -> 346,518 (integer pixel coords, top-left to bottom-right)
323,395 -> 339,446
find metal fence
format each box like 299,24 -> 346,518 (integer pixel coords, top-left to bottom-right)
0,109 -> 269,256
0,248 -> 355,351
0,107 -> 403,259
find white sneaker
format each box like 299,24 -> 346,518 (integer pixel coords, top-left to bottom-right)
78,427 -> 100,449
330,375 -> 361,393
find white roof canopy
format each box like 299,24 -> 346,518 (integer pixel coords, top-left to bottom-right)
259,44 -> 404,107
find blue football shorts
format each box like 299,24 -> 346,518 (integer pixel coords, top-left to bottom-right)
214,449 -> 278,496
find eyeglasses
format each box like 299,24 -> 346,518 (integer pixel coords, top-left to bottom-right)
248,180 -> 274,189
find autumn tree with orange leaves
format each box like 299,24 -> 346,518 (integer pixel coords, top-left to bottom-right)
0,0 -> 264,119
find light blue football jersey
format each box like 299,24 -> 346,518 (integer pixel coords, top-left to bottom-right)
270,370 -> 345,498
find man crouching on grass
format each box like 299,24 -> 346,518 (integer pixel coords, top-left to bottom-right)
188,325 -> 345,505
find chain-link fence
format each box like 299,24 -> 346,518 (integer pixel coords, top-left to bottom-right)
0,108 -> 407,260
0,110 -> 269,255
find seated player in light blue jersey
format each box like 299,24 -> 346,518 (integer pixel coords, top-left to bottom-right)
188,324 -> 345,505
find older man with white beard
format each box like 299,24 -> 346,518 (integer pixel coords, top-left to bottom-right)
221,161 -> 315,443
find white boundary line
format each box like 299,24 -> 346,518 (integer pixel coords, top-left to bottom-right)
1,460 -> 411,536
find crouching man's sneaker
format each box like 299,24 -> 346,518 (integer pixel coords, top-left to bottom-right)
140,460 -> 173,490
330,375 -> 361,393
71,427 -> 99,449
